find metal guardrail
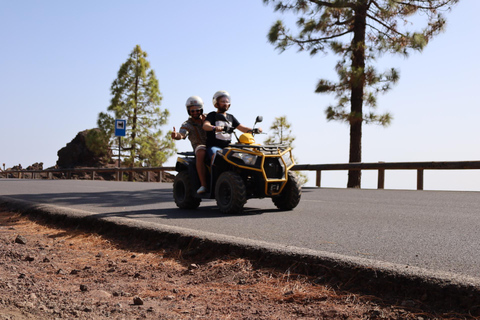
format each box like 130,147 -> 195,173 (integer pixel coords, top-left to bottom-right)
293,160 -> 480,190
0,166 -> 176,182
2,160 -> 480,190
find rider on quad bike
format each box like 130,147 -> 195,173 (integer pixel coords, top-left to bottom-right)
203,90 -> 262,165
173,90 -> 302,214
170,95 -> 208,194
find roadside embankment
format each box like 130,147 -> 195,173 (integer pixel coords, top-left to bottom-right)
1,194 -> 480,317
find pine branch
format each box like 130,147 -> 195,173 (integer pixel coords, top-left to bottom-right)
393,0 -> 458,11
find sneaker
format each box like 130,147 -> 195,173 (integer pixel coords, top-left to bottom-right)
197,186 -> 207,194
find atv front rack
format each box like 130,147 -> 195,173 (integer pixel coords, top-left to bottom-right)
228,143 -> 290,153
178,144 -> 289,157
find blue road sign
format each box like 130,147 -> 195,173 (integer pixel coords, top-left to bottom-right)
115,119 -> 126,137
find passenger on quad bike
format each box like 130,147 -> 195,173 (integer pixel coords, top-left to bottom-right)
170,95 -> 208,194
203,90 -> 262,164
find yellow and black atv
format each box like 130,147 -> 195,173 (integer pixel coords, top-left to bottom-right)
173,116 -> 301,214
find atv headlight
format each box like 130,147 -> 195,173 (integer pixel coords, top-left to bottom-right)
231,152 -> 258,166
282,151 -> 294,168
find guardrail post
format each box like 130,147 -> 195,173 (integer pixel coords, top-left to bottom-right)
417,169 -> 424,190
377,169 -> 385,189
91,171 -> 95,180
146,171 -> 151,182
157,170 -> 162,182
377,161 -> 385,189
316,170 -> 321,187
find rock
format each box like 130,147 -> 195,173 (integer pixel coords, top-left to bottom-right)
133,296 -> 144,305
14,235 -> 27,245
80,284 -> 88,292
56,129 -> 112,168
26,162 -> 43,170
91,290 -> 112,299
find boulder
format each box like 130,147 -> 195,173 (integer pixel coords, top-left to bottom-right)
56,129 -> 111,168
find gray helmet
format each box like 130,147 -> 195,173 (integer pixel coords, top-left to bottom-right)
185,96 -> 204,109
212,90 -> 230,106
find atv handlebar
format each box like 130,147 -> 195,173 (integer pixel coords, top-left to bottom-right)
222,125 -> 235,134
221,127 -> 261,135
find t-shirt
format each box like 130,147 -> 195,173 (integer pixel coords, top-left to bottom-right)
178,117 -> 207,150
205,112 -> 240,149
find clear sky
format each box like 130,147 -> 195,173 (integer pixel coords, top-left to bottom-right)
1,0 -> 479,191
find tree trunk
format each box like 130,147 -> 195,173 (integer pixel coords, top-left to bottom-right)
347,2 -> 368,188
348,120 -> 362,188
129,68 -> 139,181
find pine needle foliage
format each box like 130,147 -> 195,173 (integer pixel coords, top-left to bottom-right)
97,45 -> 175,167
264,0 -> 458,187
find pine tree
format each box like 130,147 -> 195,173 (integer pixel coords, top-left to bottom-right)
97,45 -> 175,168
264,0 -> 458,188
265,116 -> 308,185
264,116 -> 295,146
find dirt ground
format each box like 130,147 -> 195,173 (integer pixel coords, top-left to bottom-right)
0,211 -> 472,320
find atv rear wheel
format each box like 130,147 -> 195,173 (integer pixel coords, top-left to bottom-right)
173,171 -> 201,209
272,172 -> 301,210
215,171 -> 247,214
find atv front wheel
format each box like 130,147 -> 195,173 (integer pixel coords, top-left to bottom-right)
272,172 -> 301,210
215,171 -> 247,214
173,171 -> 201,209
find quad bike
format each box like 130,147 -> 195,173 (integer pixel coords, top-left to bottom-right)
173,115 -> 301,214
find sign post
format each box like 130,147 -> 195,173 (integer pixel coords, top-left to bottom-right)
114,120 -> 126,171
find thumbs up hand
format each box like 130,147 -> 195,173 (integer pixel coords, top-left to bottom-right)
171,127 -> 178,139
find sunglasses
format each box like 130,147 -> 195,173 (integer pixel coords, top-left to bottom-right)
190,108 -> 203,113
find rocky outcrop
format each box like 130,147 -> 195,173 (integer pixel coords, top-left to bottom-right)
26,162 -> 43,170
56,129 -> 112,168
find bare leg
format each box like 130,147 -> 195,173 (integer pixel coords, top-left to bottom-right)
196,149 -> 207,188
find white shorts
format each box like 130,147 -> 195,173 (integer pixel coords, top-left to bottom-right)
195,145 -> 206,155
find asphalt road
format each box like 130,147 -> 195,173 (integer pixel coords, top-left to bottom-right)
1,179 -> 479,281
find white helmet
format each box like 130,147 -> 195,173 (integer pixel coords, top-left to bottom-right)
185,96 -> 204,109
212,90 -> 231,106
